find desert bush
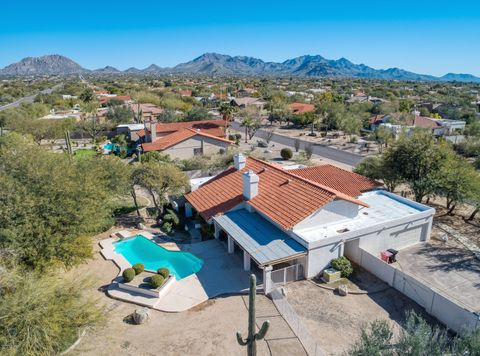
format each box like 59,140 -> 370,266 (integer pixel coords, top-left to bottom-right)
0,266 -> 104,356
132,263 -> 144,275
331,256 -> 353,277
304,143 -> 313,159
122,268 -> 136,282
163,209 -> 180,227
294,138 -> 300,152
280,148 -> 293,160
162,222 -> 173,234
157,267 -> 170,279
150,274 -> 164,288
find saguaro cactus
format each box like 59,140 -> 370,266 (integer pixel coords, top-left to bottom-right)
64,130 -> 73,156
236,274 -> 270,356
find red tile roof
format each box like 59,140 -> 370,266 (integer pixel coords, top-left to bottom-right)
138,120 -> 226,138
405,116 -> 442,129
185,158 -> 371,230
99,96 -> 132,105
141,128 -> 233,152
289,102 -> 315,114
290,165 -> 383,197
179,89 -> 192,97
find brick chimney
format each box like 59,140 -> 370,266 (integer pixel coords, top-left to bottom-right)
149,121 -> 157,142
242,170 -> 259,200
234,153 -> 246,170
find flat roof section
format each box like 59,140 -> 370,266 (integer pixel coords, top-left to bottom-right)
295,190 -> 434,244
214,210 -> 307,266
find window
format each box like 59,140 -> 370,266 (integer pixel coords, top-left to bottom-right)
193,148 -> 203,156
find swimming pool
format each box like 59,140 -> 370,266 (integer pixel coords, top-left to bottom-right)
114,235 -> 203,280
103,143 -> 114,151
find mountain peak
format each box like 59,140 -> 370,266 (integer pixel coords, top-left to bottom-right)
0,54 -> 85,75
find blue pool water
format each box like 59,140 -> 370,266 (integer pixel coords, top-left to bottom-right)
114,235 -> 203,280
103,143 -> 114,151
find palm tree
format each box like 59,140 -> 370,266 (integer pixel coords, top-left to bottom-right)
219,103 -> 235,126
241,118 -> 254,143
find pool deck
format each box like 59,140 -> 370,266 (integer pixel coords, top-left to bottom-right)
100,230 -> 253,312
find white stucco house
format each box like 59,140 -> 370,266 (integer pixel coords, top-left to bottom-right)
184,154 -> 435,283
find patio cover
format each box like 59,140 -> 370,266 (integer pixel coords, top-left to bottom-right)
213,209 -> 307,266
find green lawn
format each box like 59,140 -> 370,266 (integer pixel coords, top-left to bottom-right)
74,149 -> 98,158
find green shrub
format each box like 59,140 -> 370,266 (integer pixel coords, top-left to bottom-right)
163,209 -> 180,227
132,263 -> 144,275
280,148 -> 293,160
162,222 -> 173,234
150,274 -> 164,288
157,267 -> 170,279
122,268 -> 136,282
331,256 -> 353,277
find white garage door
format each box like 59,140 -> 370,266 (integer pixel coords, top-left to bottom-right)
389,225 -> 426,250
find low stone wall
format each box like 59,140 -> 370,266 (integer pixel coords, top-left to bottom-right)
118,274 -> 176,298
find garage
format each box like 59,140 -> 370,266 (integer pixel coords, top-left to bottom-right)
388,225 -> 427,250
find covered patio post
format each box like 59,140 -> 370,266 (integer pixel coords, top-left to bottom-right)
243,250 -> 251,271
228,235 -> 234,254
214,222 -> 220,240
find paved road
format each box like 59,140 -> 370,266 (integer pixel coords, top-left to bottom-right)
0,83 -> 63,111
231,121 -> 364,167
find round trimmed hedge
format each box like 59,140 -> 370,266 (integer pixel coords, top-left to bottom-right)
150,275 -> 164,289
157,268 -> 170,279
331,256 -> 353,277
132,263 -> 144,275
280,148 -> 293,160
122,268 -> 136,282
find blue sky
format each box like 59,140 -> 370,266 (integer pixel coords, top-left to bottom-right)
1,0 -> 479,76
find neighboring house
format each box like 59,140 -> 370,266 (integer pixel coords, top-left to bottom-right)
288,102 -> 315,115
116,123 -> 145,141
99,95 -> 133,106
138,119 -> 227,141
419,102 -> 442,114
346,95 -> 389,104
139,120 -> 231,159
179,89 -> 192,97
127,102 -> 163,122
184,154 -> 434,279
230,97 -> 267,109
369,113 -> 465,141
237,88 -> 257,97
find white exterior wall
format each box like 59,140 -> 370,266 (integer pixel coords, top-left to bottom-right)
356,248 -> 479,334
304,213 -> 433,279
359,220 -> 430,255
306,241 -> 343,278
293,200 -> 360,230
162,136 -> 230,159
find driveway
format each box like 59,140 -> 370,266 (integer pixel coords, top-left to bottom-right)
396,238 -> 480,311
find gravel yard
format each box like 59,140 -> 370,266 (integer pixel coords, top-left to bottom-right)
284,271 -> 434,355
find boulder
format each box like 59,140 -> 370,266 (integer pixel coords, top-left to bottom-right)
137,222 -> 146,230
132,308 -> 150,325
337,284 -> 348,296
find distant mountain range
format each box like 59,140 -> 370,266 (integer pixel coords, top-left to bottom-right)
1,53 -> 479,82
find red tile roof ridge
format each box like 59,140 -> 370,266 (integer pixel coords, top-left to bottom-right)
184,128 -> 234,144
247,157 -> 369,208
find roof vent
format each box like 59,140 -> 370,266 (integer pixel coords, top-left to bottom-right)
259,168 -> 268,174
281,179 -> 291,186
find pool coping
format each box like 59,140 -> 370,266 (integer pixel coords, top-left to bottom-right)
100,229 -> 209,312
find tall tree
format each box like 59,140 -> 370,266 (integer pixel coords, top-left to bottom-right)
383,131 -> 451,202
133,162 -> 188,218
